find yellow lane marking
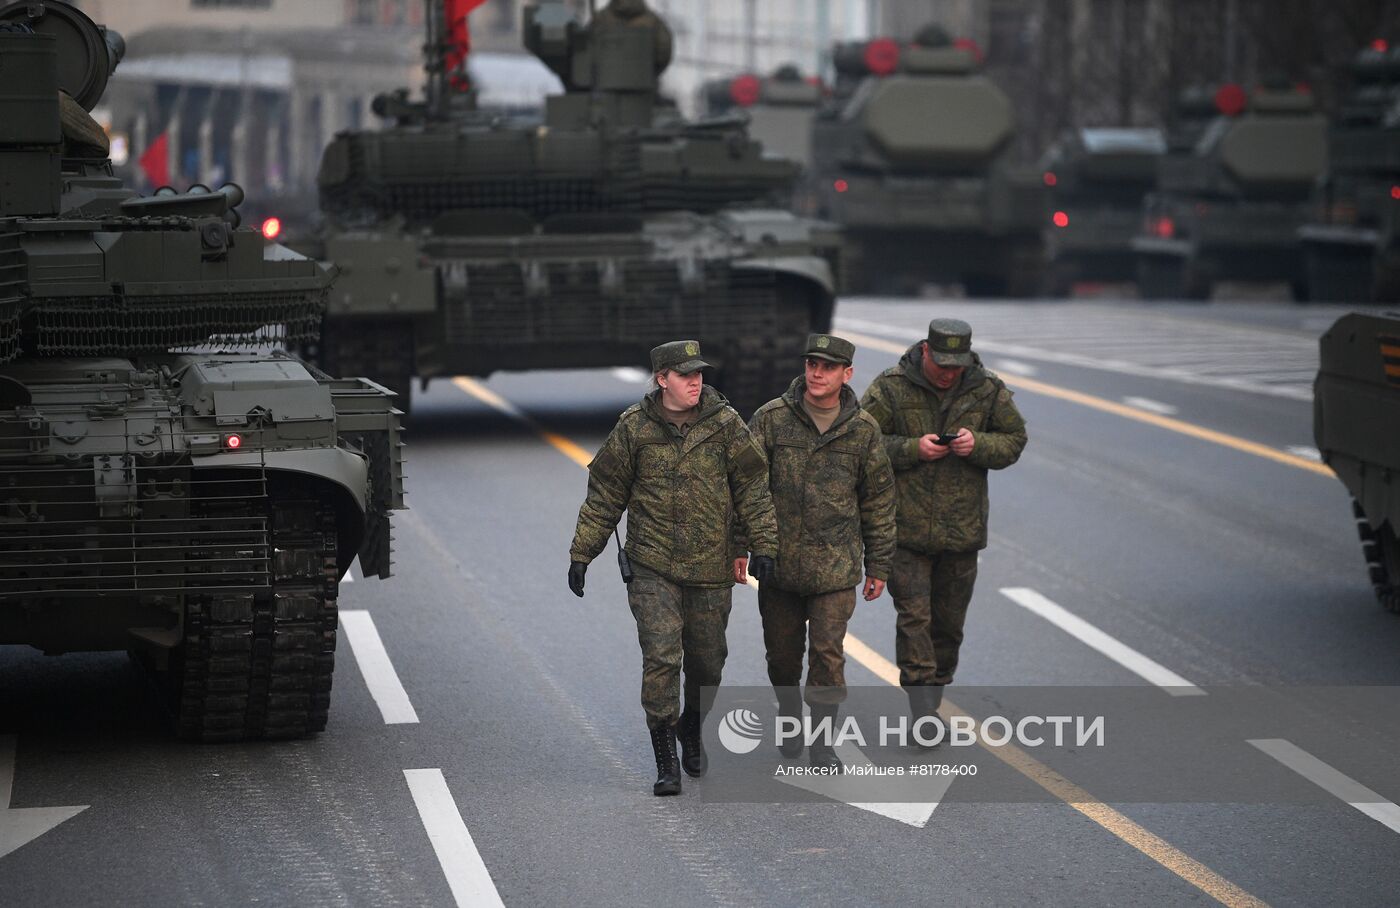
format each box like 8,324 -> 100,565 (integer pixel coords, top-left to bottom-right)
453,377 -> 593,469
841,636 -> 1267,908
450,374 -> 1269,908
840,329 -> 1332,479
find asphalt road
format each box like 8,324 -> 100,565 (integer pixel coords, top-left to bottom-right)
3,297 -> 1399,907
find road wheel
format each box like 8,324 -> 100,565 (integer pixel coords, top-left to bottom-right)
1355,500 -> 1400,615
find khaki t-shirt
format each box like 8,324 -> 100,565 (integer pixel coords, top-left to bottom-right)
661,405 -> 699,436
803,397 -> 840,435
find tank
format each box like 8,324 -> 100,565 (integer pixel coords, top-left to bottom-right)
701,65 -> 824,174
1039,127 -> 1166,296
807,29 -> 1046,296
302,0 -> 841,417
1299,43 -> 1400,304
1314,311 -> 1400,612
0,2 -> 406,741
1132,83 -> 1328,300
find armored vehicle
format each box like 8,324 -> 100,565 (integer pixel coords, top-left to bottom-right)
305,0 -> 840,417
701,66 -> 824,173
807,28 -> 1046,296
1133,83 -> 1328,300
1039,128 -> 1165,296
0,2 -> 405,741
1315,312 -> 1400,613
1300,43 -> 1400,303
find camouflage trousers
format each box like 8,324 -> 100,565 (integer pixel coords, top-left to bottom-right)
627,562 -> 733,730
758,585 -> 858,705
887,547 -> 979,688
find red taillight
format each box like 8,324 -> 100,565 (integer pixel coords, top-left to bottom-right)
952,37 -> 984,64
834,179 -> 849,193
1372,38 -> 1388,53
224,433 -> 242,450
260,217 -> 282,240
1152,216 -> 1175,238
1215,83 -> 1247,117
1052,210 -> 1069,228
1390,185 -> 1400,200
729,74 -> 761,107
1043,171 -> 1058,187
864,38 -> 901,76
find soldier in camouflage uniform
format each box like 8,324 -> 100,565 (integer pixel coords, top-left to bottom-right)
569,340 -> 779,796
860,319 -> 1027,734
736,334 -> 896,770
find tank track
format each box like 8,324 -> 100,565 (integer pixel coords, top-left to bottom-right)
1355,499 -> 1400,615
173,500 -> 340,742
715,281 -> 812,418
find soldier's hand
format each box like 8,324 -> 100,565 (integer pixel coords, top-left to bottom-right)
863,576 -> 886,601
950,428 -> 975,457
749,555 -> 776,585
733,557 -> 749,584
568,561 -> 587,598
918,434 -> 951,461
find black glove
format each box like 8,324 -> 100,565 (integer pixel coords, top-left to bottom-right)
749,555 -> 776,585
568,561 -> 587,598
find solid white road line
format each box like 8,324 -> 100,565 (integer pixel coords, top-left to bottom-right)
1123,396 -> 1179,416
1000,588 -> 1205,696
403,769 -> 506,908
1248,739 -> 1400,835
342,557 -> 358,584
1284,445 -> 1322,462
340,610 -> 420,724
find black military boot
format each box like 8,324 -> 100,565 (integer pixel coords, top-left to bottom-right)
808,704 -> 843,771
906,685 -> 945,750
676,709 -> 707,777
775,687 -> 804,758
649,723 -> 682,796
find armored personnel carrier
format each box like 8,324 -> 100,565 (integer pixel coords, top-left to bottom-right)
1315,311 -> 1400,613
1133,83 -> 1328,300
807,28 -> 1046,296
0,2 -> 405,741
1038,128 -> 1165,296
306,0 -> 840,417
1300,43 -> 1400,303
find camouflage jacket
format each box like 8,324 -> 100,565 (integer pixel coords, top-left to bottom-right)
570,386 -> 779,588
860,345 -> 1027,554
743,378 -> 896,595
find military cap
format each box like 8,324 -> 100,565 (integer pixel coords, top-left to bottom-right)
804,333 -> 855,365
926,318 -> 974,367
650,339 -> 710,374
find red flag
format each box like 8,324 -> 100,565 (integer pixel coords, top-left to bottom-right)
139,131 -> 169,187
445,0 -> 489,91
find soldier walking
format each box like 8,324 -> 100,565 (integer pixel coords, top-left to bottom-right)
860,319 -> 1027,736
736,334 -> 896,769
569,340 -> 778,796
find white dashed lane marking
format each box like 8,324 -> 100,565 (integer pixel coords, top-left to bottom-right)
1123,396 -> 1179,416
1000,588 -> 1205,696
1248,739 -> 1400,835
404,769 -> 506,907
340,610 -> 420,725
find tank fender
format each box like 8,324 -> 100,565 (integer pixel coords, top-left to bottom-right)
733,254 -> 835,298
192,447 -> 369,516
